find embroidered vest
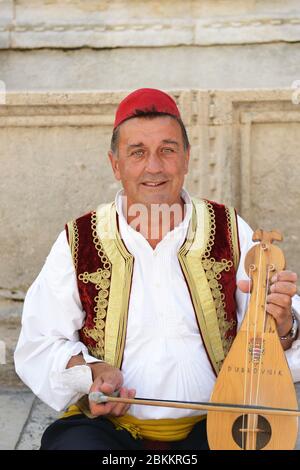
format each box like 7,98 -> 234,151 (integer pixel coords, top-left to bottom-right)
65,198 -> 240,375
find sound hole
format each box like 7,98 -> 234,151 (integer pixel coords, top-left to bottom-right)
232,415 -> 272,450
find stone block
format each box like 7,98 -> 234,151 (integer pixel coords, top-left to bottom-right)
0,299 -> 24,388
0,0 -> 13,49
0,0 -> 299,49
16,397 -> 58,450
0,389 -> 35,449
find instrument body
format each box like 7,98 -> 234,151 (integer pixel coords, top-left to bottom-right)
206,230 -> 298,450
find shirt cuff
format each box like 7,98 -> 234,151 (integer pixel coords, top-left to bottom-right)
51,365 -> 93,395
82,350 -> 103,364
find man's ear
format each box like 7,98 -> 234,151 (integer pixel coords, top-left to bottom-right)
108,150 -> 121,181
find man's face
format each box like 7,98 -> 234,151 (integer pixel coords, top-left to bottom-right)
108,116 -> 190,208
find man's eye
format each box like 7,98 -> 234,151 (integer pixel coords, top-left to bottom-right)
132,150 -> 144,157
162,147 -> 174,153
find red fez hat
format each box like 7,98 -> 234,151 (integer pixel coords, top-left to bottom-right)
113,88 -> 181,130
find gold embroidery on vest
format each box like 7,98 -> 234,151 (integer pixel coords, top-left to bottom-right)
225,206 -> 235,264
225,206 -> 240,271
203,201 -> 236,363
67,220 -> 79,270
79,211 -> 112,360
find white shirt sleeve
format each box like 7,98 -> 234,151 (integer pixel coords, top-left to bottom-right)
235,215 -> 300,382
15,215 -> 300,413
14,230 -> 99,412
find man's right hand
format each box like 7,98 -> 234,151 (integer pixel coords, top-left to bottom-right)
88,362 -> 136,417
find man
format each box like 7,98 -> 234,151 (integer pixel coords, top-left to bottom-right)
15,88 -> 300,450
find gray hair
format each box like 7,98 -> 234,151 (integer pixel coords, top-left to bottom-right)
110,110 -> 190,155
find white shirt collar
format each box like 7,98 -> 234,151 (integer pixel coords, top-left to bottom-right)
115,188 -> 193,255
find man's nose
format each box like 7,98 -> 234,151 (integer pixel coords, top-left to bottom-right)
145,152 -> 163,173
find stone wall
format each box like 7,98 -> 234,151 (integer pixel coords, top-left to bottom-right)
1,0 -> 300,91
0,0 -> 299,293
1,89 -> 299,294
2,0 -> 300,49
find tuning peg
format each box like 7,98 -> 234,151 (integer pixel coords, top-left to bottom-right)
252,229 -> 283,244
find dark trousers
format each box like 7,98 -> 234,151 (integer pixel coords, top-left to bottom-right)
40,414 -> 209,450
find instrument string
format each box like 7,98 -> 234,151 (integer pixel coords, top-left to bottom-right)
242,264 -> 252,450
254,264 -> 271,407
249,245 -> 263,449
252,262 -> 272,449
205,230 -> 297,449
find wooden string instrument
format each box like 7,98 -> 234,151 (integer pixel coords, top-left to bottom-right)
206,229 -> 298,450
89,230 -> 299,449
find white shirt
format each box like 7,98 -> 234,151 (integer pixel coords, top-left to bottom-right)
14,190 -> 300,417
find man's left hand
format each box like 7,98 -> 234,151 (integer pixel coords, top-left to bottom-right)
238,270 -> 298,339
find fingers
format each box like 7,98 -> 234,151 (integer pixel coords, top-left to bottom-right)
269,281 -> 298,297
266,302 -> 293,337
100,381 -> 120,396
89,380 -> 115,416
271,271 -> 298,284
237,271 -> 298,296
266,271 -> 297,336
89,377 -> 136,417
89,386 -> 136,417
88,365 -> 124,417
266,302 -> 290,321
237,271 -> 297,338
267,293 -> 292,310
109,387 -> 136,417
265,272 -> 296,336
237,279 -> 252,293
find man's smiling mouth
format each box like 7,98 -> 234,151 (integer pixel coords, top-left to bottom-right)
141,181 -> 168,187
